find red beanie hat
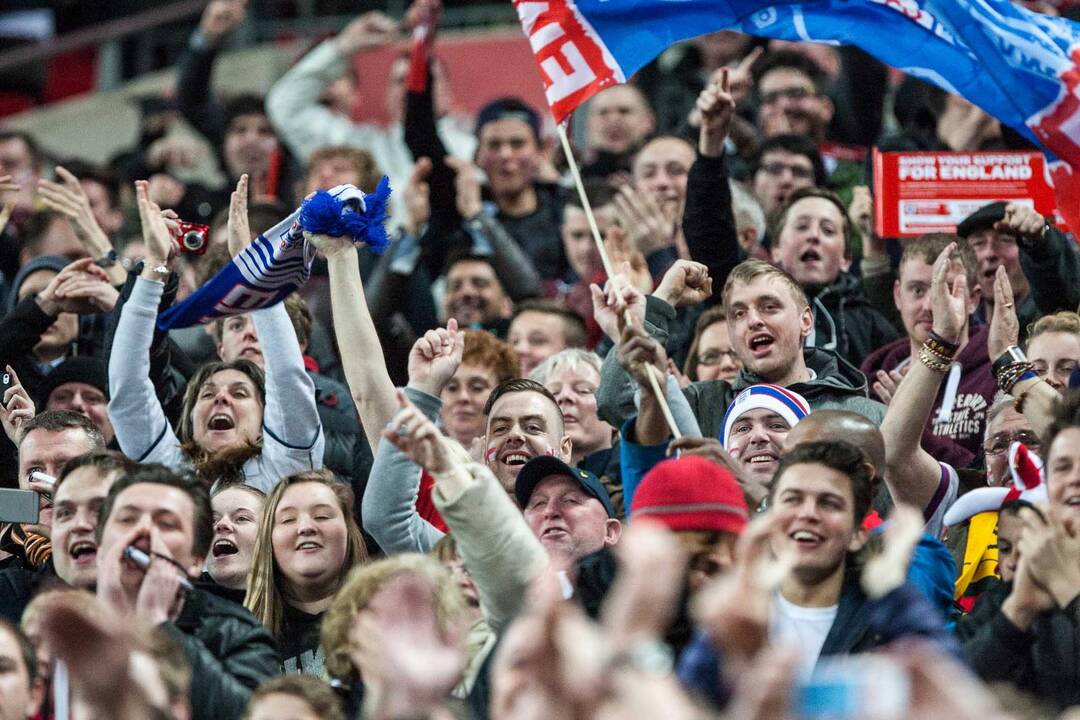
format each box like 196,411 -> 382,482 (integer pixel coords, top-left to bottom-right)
630,456 -> 748,534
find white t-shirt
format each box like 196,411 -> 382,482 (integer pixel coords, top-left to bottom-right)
769,593 -> 838,672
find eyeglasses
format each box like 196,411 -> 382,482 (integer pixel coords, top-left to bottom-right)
760,86 -> 814,105
759,162 -> 815,180
984,430 -> 1042,457
697,349 -> 740,367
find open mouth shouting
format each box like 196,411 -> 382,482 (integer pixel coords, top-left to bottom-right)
799,248 -> 823,267
207,414 -> 236,432
212,538 -> 239,558
68,539 -> 97,565
747,332 -> 777,358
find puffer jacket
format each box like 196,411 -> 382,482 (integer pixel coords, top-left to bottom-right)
164,587 -> 281,720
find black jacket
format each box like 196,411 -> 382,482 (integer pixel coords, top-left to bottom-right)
962,587 -> 1080,710
681,152 -> 900,368
165,586 -> 280,720
807,271 -> 902,368
0,561 -> 58,624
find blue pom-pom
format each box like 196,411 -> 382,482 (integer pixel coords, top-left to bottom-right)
298,176 -> 393,255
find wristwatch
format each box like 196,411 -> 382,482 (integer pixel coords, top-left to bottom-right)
992,345 -> 1027,377
95,249 -> 119,268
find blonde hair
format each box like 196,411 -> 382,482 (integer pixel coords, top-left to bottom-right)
321,554 -> 466,685
721,259 -> 809,311
1027,311 -> 1080,348
244,470 -> 369,639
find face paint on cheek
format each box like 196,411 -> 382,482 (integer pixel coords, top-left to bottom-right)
485,447 -> 498,463
544,448 -> 556,457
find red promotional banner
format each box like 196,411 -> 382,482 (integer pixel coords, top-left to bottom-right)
873,149 -> 1064,238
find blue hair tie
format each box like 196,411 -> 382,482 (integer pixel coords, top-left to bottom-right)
298,176 -> 392,254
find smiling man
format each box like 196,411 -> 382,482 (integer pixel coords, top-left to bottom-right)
963,391 -> 1080,710
515,456 -> 620,565
767,440 -> 948,670
721,384 -> 810,499
0,452 -> 131,625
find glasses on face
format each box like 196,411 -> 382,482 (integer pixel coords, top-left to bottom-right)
984,430 -> 1042,457
697,349 -> 739,367
759,162 -> 815,180
760,86 -> 814,105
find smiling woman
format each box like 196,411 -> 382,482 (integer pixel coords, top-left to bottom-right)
244,470 -> 369,677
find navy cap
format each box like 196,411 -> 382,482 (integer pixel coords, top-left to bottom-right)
514,455 -> 615,518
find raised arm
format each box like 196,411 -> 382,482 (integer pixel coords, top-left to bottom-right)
881,244 -> 968,514
384,391 -> 545,630
683,67 -> 744,297
176,0 -> 248,146
265,13 -> 398,161
362,322 -> 463,553
986,266 -> 1058,438
310,234 -> 398,451
221,180 -> 323,465
447,156 -> 542,300
107,181 -> 185,467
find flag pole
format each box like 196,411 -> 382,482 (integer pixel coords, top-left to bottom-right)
555,123 -> 682,440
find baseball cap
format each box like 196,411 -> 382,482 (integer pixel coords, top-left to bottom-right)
514,455 -> 615,518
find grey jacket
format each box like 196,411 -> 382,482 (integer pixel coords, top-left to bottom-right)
598,296 -> 886,438
108,277 -> 324,491
362,387 -> 446,554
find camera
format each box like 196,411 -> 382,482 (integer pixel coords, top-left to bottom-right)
169,220 -> 211,255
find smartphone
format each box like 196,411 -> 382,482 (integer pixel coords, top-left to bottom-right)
793,656 -> 909,720
0,488 -> 40,524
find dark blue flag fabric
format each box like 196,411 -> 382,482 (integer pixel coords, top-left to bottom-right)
515,0 -> 1080,232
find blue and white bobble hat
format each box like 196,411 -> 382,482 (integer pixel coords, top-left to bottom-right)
720,384 -> 811,451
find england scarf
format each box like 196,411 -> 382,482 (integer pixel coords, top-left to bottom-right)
157,180 -> 390,330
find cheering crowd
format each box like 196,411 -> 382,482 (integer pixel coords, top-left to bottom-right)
2,0 -> 1080,717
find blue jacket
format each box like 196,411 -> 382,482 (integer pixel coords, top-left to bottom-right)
677,563 -> 956,708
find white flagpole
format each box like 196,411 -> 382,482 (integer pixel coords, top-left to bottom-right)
555,123 -> 682,440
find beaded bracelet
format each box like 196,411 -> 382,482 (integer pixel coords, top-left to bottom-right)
996,361 -> 1038,394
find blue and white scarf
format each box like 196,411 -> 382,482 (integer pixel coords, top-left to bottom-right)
158,179 -> 391,330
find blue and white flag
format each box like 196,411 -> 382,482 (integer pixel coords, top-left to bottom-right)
158,180 -> 391,330
515,0 -> 1080,232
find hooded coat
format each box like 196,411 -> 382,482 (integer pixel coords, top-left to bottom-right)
807,271 -> 902,369
597,296 -> 886,437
